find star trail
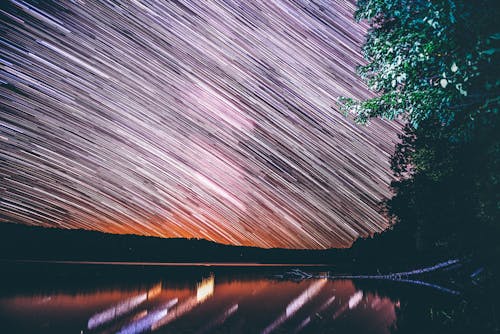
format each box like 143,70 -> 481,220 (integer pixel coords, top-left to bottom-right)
0,0 -> 401,249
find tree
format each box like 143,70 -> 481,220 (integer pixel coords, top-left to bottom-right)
340,0 -> 499,256
387,114 -> 499,256
340,0 -> 499,127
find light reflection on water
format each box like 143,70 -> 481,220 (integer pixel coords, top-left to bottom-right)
0,265 -> 399,334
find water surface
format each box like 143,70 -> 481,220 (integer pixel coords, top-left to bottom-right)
0,262 -> 456,334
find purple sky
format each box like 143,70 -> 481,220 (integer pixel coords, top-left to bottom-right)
0,0 -> 401,248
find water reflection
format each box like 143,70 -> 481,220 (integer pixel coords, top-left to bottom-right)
195,304 -> 238,334
88,284 -> 163,330
0,265 -> 402,334
262,278 -> 327,334
151,275 -> 214,330
116,299 -> 178,334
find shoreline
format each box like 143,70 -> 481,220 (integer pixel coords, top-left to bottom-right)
0,259 -> 330,267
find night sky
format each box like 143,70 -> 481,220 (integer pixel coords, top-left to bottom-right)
0,0 -> 401,249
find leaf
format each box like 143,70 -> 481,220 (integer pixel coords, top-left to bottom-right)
481,48 -> 499,56
489,33 -> 500,40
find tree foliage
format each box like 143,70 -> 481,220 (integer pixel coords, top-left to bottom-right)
387,115 -> 499,256
340,0 -> 499,128
342,0 -> 500,256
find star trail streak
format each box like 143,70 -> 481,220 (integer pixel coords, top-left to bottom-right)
0,0 -> 401,249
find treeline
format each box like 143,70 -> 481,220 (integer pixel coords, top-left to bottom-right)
0,222 -> 345,264
0,222 -> 462,271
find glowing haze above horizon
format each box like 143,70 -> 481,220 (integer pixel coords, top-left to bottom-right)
0,0 -> 401,249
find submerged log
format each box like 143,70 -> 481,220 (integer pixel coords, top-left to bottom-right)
277,259 -> 463,295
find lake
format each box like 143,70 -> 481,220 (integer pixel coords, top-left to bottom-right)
0,262 -> 460,334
